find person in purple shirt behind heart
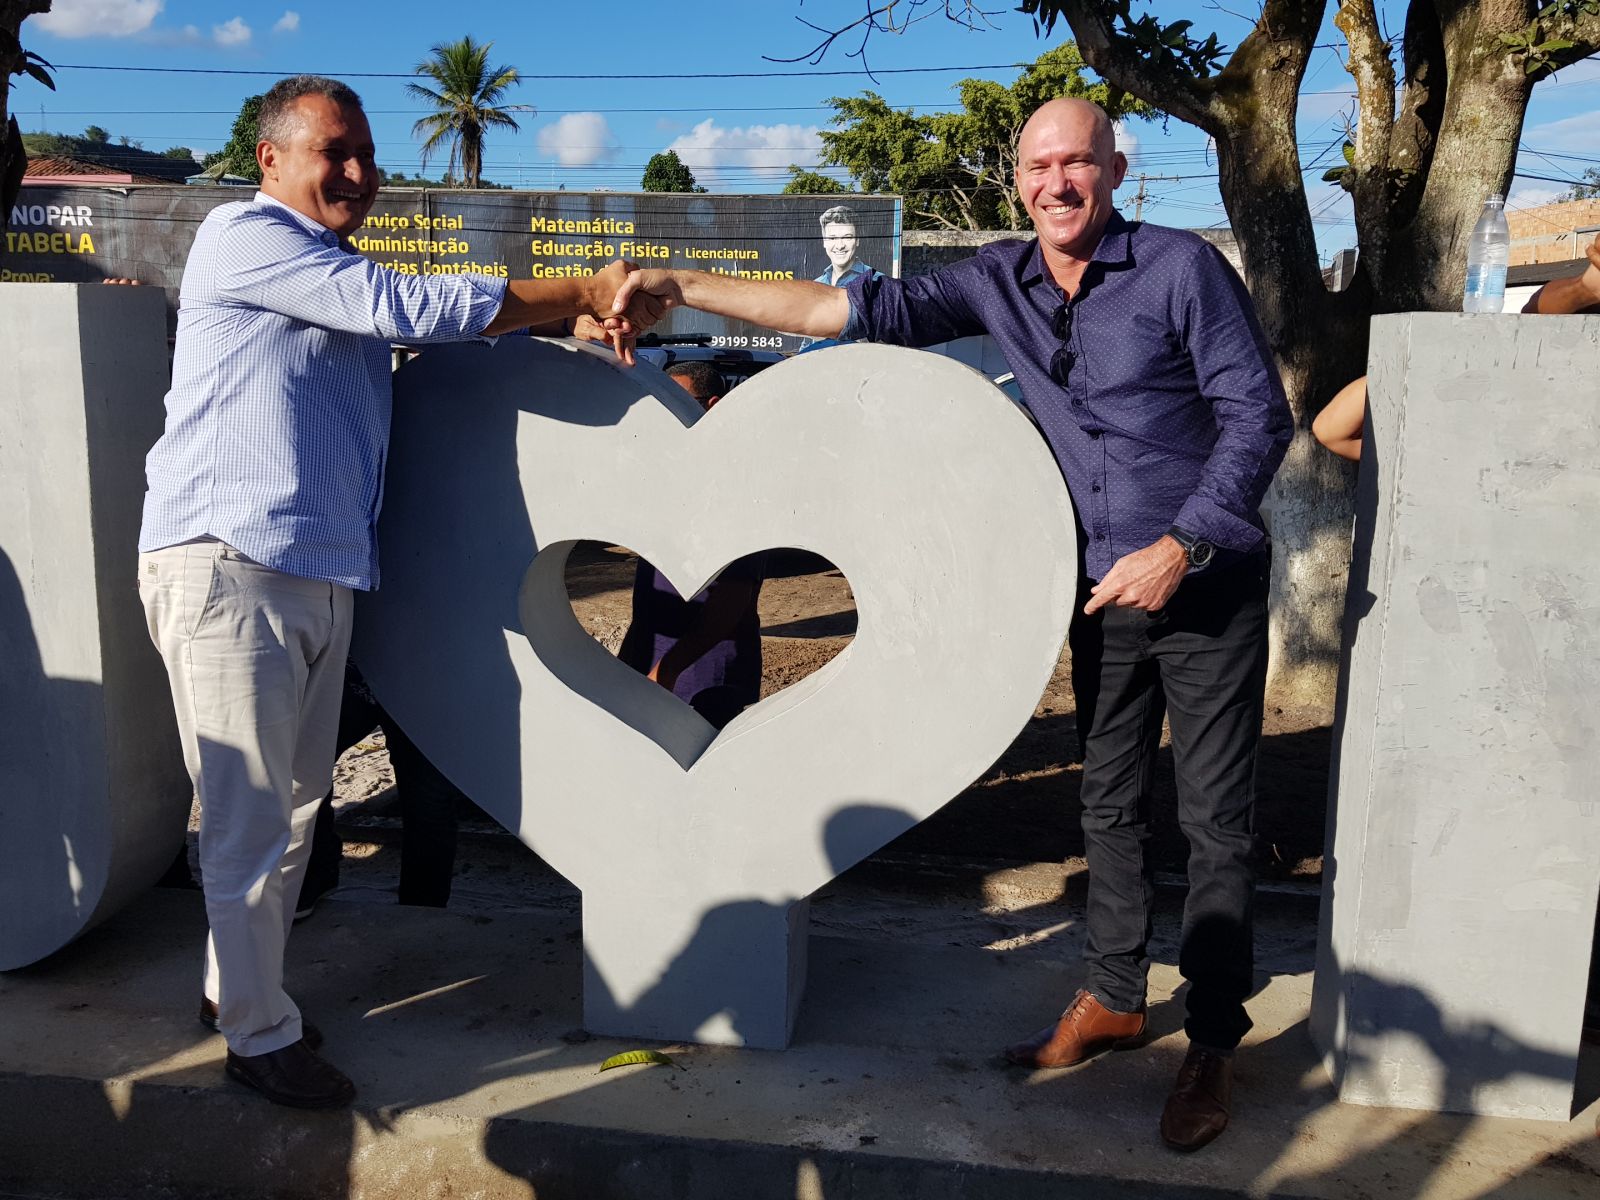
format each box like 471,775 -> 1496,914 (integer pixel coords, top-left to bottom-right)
617,361 -> 766,728
612,97 -> 1293,1153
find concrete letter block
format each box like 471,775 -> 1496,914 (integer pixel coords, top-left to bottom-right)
355,340 -> 1077,1048
0,284 -> 191,970
1311,313 -> 1600,1119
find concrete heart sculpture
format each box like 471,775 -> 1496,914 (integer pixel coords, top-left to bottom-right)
354,339 -> 1077,1048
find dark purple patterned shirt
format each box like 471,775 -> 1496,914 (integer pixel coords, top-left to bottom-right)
842,212 -> 1291,580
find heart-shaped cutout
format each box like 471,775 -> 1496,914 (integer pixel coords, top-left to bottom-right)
557,543 -> 856,769
354,339 -> 1077,1047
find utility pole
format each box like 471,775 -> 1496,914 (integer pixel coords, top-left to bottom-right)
1129,172 -> 1181,222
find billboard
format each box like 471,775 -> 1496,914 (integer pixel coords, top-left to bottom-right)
3,186 -> 902,353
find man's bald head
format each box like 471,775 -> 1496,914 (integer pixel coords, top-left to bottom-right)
1014,97 -> 1127,263
1018,98 -> 1117,165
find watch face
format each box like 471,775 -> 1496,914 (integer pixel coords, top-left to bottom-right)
1191,541 -> 1215,568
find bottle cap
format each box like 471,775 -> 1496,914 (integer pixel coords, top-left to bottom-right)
1488,193 -> 1505,204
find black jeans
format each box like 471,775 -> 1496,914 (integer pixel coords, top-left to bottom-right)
1069,553 -> 1268,1051
306,663 -> 462,907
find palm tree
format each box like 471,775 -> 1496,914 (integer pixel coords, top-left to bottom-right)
406,36 -> 528,189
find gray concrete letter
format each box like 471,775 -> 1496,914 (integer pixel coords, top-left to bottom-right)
0,284 -> 191,970
1311,313 -> 1600,1120
356,340 -> 1078,1048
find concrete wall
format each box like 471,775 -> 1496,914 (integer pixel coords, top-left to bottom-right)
1310,313 -> 1600,1120
354,340 -> 1078,1049
0,284 -> 191,971
1505,196 -> 1600,266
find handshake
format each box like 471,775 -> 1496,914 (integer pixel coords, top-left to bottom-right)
572,259 -> 685,365
530,257 -> 844,362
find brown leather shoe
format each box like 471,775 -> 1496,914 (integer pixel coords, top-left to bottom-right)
225,1040 -> 355,1109
1160,1044 -> 1234,1151
199,998 -> 322,1051
1004,989 -> 1148,1068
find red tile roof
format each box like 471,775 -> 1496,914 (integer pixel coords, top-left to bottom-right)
24,155 -> 173,185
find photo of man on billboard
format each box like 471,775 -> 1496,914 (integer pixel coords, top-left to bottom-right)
813,204 -> 877,287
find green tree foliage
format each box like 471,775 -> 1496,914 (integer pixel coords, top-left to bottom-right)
201,95 -> 264,183
380,167 -> 508,190
2,1 -> 55,243
407,36 -> 524,189
782,166 -> 848,195
817,43 -> 1154,230
1562,166 -> 1600,200
22,128 -> 190,174
640,149 -> 706,193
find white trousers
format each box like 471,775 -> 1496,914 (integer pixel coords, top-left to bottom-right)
139,541 -> 351,1056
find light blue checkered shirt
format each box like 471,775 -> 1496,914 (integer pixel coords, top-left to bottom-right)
139,192 -> 507,590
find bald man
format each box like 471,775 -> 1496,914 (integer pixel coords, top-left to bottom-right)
614,98 -> 1291,1151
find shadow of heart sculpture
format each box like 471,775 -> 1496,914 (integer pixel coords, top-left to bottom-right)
353,338 -> 1077,1049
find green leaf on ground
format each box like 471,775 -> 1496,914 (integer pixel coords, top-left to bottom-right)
599,1049 -> 684,1073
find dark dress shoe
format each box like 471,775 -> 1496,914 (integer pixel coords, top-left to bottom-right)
225,1039 -> 355,1109
199,998 -> 322,1051
1004,988 -> 1148,1068
1160,1044 -> 1234,1151
293,874 -> 337,922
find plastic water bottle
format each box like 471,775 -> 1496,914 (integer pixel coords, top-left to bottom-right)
1462,193 -> 1509,314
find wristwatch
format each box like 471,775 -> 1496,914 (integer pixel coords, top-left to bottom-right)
1167,525 -> 1215,569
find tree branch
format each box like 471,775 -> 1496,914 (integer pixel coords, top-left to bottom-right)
1333,0 -> 1398,282
766,0 -> 1007,72
1207,0 -> 1324,126
1050,1 -> 1227,135
1385,0 -> 1446,233
1526,6 -> 1600,76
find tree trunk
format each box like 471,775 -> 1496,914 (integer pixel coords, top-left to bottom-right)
1193,5 -> 1363,711
1378,9 -> 1532,312
1213,116 -> 1369,708
1,2 -> 54,250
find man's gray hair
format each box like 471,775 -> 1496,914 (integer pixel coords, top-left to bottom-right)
258,75 -> 365,146
819,204 -> 858,232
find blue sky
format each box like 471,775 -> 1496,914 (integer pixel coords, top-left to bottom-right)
15,1 -> 1600,261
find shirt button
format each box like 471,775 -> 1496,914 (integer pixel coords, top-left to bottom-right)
1091,483 -> 1102,493
1071,398 -> 1083,407
1088,430 -> 1102,439
1095,533 -> 1105,542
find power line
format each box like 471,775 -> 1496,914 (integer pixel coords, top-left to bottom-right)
32,104 -> 962,117
50,61 -> 1031,81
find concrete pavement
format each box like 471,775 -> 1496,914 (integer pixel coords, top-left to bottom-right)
1,861 -> 1596,1199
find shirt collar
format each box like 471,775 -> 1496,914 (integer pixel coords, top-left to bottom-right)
1020,209 -> 1133,287
253,191 -> 346,247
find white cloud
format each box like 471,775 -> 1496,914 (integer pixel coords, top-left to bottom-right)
1508,181 -> 1569,211
663,119 -> 823,191
1296,88 -> 1357,128
40,3 -> 256,49
1522,109 -> 1600,155
33,0 -> 163,38
537,113 -> 619,167
1112,121 -> 1139,162
274,11 -> 300,34
212,17 -> 251,46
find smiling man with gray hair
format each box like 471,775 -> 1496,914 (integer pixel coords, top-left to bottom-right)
137,73 -> 661,1109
